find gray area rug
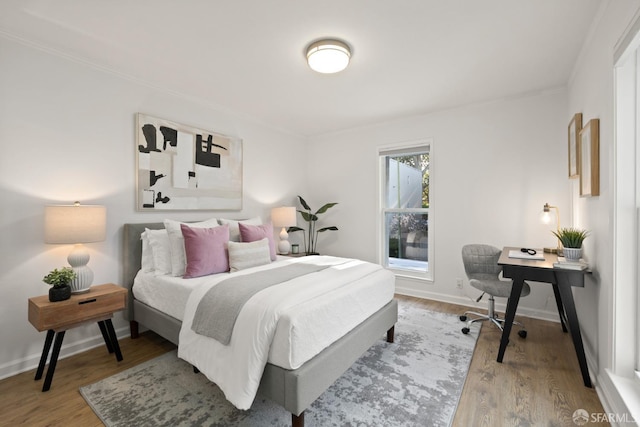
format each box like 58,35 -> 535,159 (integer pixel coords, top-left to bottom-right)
80,303 -> 480,426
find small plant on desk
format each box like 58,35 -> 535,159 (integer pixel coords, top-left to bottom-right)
551,227 -> 589,261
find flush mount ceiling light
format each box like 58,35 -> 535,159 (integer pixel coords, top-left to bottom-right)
306,39 -> 351,74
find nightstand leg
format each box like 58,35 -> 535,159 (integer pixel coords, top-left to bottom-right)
104,319 -> 123,362
98,320 -> 114,353
42,331 -> 65,392
34,330 -> 55,381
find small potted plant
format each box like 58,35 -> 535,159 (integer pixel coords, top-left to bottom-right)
43,267 -> 77,302
551,227 -> 589,261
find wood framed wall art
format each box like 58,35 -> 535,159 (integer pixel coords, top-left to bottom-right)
136,114 -> 243,211
579,118 -> 599,197
568,113 -> 582,178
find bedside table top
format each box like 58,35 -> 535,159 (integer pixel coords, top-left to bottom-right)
28,283 -> 127,331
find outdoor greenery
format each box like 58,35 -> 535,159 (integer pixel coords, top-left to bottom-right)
394,153 -> 430,208
552,227 -> 589,248
387,153 -> 429,259
288,195 -> 338,255
43,267 -> 76,288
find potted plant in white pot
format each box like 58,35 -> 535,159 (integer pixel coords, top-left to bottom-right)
552,227 -> 589,261
43,267 -> 77,302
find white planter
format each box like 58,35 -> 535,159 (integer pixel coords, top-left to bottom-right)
563,247 -> 582,261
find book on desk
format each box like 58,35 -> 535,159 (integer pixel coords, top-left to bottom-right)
507,249 -> 545,260
553,257 -> 588,270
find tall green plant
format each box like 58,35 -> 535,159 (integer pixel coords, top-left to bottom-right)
288,196 -> 338,255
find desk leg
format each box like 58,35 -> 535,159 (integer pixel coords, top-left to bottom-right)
497,276 -> 524,363
98,320 -> 114,354
104,319 -> 123,362
34,330 -> 55,381
42,331 -> 65,392
552,284 -> 568,333
557,284 -> 592,388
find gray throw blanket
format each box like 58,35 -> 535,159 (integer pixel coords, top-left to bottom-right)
191,263 -> 330,345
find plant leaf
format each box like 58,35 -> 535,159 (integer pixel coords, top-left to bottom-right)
315,203 -> 338,215
317,226 -> 339,232
287,226 -> 304,233
298,195 -> 311,211
300,212 -> 317,222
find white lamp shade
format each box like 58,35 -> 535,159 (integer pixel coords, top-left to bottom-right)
306,39 -> 351,74
45,204 -> 107,244
271,206 -> 297,228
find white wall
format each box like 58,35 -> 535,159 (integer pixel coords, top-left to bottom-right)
566,0 -> 640,418
307,90 -> 570,319
0,36 -> 308,379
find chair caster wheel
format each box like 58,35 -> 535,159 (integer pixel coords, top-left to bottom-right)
518,330 -> 527,339
459,315 -> 467,322
462,327 -> 470,334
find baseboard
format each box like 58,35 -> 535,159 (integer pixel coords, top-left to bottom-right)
394,285 -> 562,323
0,325 -> 130,381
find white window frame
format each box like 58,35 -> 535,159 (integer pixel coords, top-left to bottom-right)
377,139 -> 434,281
614,17 -> 640,383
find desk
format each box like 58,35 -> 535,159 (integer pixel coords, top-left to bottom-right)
497,247 -> 591,388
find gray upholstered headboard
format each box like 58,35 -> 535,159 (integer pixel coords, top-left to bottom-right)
122,222 -> 165,320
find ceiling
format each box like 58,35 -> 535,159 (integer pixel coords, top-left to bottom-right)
0,0 -> 601,137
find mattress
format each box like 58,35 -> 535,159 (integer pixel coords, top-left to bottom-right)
132,256 -> 395,369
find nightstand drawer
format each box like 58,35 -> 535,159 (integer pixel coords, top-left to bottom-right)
28,284 -> 126,331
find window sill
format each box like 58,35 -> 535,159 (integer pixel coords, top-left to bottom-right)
387,268 -> 433,283
602,369 -> 640,424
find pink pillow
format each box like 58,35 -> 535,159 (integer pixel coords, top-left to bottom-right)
181,224 -> 229,278
238,222 -> 277,261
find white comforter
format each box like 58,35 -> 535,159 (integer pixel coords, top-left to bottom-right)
178,255 -> 394,410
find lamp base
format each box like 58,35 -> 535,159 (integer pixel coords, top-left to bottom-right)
68,244 -> 94,293
277,227 -> 291,255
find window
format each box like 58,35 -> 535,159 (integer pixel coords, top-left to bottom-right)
378,141 -> 432,279
614,28 -> 640,382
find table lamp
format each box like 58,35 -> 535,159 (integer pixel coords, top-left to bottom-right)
44,202 -> 107,293
541,202 -> 560,254
271,206 -> 297,255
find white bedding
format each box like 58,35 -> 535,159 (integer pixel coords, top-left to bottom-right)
132,256 -> 394,370
177,256 -> 395,410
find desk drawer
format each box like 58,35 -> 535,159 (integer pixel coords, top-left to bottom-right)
28,284 -> 126,331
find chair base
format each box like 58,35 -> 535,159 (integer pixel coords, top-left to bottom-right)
459,295 -> 527,338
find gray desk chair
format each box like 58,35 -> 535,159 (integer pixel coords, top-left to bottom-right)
459,244 -> 529,338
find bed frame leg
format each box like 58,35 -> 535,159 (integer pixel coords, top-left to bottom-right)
386,325 -> 395,343
292,411 -> 304,427
130,321 -> 139,339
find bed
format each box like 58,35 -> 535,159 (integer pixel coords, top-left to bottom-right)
123,222 -> 398,427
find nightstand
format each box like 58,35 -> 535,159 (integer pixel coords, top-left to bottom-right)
28,283 -> 127,391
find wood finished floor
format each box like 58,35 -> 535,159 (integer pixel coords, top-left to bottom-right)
0,295 -> 607,426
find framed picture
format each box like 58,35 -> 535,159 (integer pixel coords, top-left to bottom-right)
136,113 -> 243,211
579,118 -> 599,197
568,113 -> 582,178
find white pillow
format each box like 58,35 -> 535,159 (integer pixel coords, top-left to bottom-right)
145,228 -> 172,276
228,238 -> 272,272
218,217 -> 262,242
164,218 -> 219,276
140,230 -> 155,272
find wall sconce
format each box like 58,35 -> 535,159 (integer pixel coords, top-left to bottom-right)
541,202 -> 560,253
271,206 -> 297,255
44,202 -> 106,293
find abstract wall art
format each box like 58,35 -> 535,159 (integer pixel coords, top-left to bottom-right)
136,114 -> 243,210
